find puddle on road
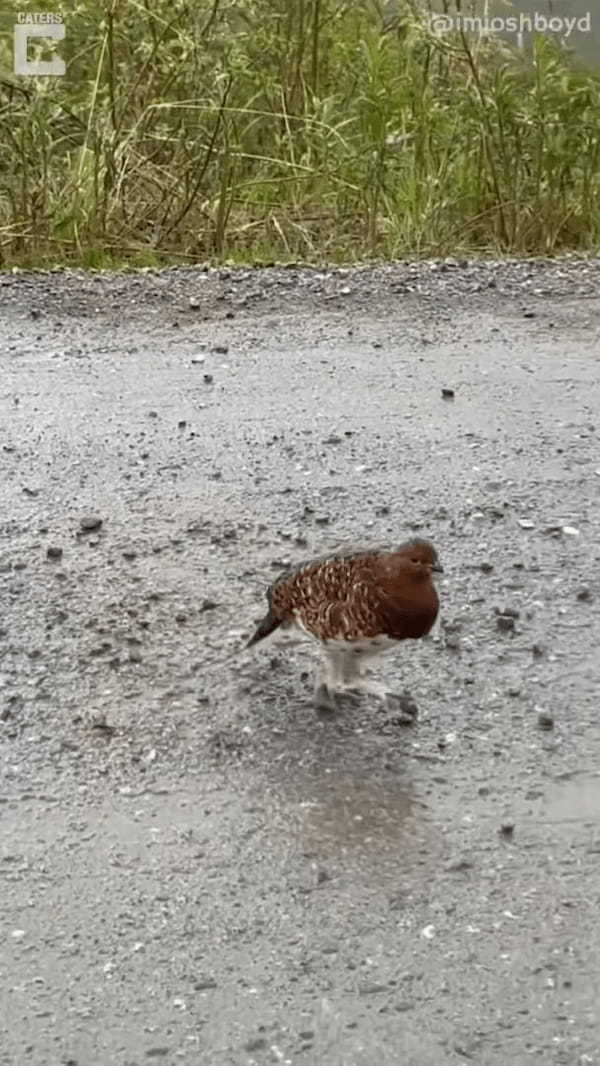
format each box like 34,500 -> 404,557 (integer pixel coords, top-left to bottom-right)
543,773 -> 600,824
286,769 -> 426,862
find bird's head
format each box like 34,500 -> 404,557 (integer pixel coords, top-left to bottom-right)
392,538 -> 444,581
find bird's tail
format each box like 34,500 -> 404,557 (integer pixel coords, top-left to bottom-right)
246,611 -> 282,649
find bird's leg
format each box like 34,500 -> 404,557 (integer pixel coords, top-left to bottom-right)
313,650 -> 417,720
313,680 -> 337,712
314,648 -> 365,712
313,647 -> 336,712
342,649 -> 368,686
313,647 -> 353,711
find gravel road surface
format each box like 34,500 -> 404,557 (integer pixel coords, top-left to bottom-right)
1,259 -> 600,1066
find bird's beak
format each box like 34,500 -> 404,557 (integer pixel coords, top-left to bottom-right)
431,563 -> 444,573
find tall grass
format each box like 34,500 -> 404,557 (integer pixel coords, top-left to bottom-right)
1,0 -> 600,268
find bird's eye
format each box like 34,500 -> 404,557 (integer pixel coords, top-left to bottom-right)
410,557 -> 420,564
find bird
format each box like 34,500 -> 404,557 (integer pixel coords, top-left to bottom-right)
246,537 -> 443,712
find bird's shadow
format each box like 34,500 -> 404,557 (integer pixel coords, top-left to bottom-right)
203,643 -> 434,867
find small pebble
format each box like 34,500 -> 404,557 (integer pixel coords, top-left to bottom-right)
244,1038 -> 267,1053
90,713 -> 115,735
446,857 -> 474,872
46,546 -> 63,560
80,515 -> 103,532
194,978 -> 218,991
396,693 -> 419,718
576,587 -> 592,602
496,615 -> 515,632
500,824 -> 515,839
441,388 -> 455,399
537,710 -> 554,730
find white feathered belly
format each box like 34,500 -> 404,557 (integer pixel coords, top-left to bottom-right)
293,615 -> 397,656
328,635 -> 398,657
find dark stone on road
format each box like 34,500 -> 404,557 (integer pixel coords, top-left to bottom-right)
80,515 -> 103,532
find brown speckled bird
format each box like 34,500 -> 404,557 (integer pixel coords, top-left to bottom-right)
247,538 -> 443,712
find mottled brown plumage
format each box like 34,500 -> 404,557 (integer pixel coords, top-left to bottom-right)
247,538 -> 443,712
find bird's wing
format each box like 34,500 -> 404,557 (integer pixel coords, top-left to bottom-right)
268,544 -> 386,596
294,577 -> 384,641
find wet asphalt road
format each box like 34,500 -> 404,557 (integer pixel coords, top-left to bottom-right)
1,261 -> 600,1066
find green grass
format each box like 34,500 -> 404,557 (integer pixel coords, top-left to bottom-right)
1,0 -> 600,269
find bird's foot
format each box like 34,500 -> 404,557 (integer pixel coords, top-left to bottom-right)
384,690 -> 419,723
314,681 -> 363,714
346,680 -> 418,722
314,682 -> 338,714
